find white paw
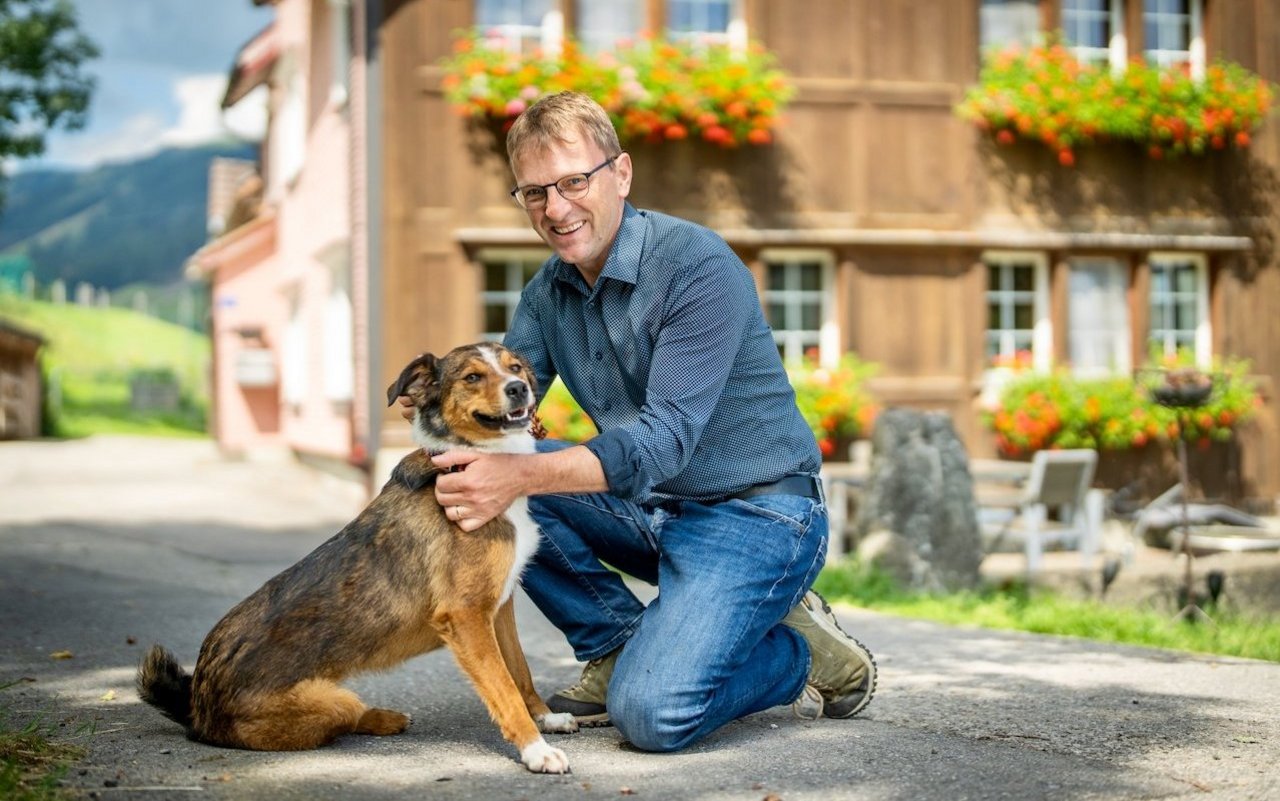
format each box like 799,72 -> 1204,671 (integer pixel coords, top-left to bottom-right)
520,738 -> 571,774
536,711 -> 579,734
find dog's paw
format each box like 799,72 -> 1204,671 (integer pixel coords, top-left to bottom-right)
536,711 -> 579,734
355,708 -> 412,736
519,738 -> 571,774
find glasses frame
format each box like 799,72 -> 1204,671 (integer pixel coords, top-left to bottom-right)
510,155 -> 619,209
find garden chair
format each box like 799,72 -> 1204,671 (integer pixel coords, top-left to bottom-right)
983,449 -> 1103,575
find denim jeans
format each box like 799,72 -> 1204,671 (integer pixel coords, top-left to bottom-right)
522,448 -> 829,752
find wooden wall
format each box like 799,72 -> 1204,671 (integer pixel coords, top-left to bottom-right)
377,0 -> 1280,499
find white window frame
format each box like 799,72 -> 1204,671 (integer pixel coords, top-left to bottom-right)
983,251 -> 1052,373
762,249 -> 837,368
326,0 -> 351,106
319,241 -> 354,402
979,0 -> 1042,52
1068,256 -> 1132,377
665,0 -> 742,47
575,0 -> 644,52
478,249 -> 549,341
476,0 -> 563,56
1148,251 -> 1210,368
1143,0 -> 1205,80
1062,0 -> 1128,75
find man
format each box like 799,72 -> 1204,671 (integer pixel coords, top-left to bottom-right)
415,91 -> 875,752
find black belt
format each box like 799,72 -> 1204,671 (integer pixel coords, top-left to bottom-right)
726,474 -> 823,503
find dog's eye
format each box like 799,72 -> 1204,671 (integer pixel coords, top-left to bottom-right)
508,363 -> 523,373
464,373 -> 483,384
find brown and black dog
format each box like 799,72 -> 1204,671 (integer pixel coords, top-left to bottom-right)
137,343 -> 576,773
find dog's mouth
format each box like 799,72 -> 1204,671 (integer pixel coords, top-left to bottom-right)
473,404 -> 535,431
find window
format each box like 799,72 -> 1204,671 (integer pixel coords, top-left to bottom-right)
281,288 -> 307,407
666,0 -> 734,44
326,0 -> 351,106
1068,258 -> 1131,375
980,0 -> 1041,51
1148,252 -> 1209,366
576,0 -> 643,52
984,252 -> 1051,371
1062,0 -> 1126,73
1144,0 -> 1204,79
476,0 -> 556,54
321,245 -> 353,402
481,254 -> 545,340
764,252 -> 836,365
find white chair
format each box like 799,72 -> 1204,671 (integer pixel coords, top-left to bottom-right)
982,449 -> 1103,575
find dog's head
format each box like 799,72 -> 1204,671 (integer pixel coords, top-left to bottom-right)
386,343 -> 539,453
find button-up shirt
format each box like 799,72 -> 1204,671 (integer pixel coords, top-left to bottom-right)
505,203 -> 821,504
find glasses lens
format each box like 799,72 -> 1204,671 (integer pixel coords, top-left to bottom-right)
518,186 -> 548,209
556,174 -> 591,200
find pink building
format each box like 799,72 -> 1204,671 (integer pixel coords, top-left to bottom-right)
188,0 -> 375,485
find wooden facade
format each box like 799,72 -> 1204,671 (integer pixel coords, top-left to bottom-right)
372,0 -> 1280,502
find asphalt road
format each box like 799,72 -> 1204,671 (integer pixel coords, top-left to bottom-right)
1,436 -> 1277,800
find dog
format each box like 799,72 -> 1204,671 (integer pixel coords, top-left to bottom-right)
136,342 -> 576,773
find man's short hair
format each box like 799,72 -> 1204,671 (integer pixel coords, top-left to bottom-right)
506,91 -> 622,164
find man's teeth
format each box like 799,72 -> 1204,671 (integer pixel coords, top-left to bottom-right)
552,222 -> 584,235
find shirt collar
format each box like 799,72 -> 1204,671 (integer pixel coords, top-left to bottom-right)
550,203 -> 644,294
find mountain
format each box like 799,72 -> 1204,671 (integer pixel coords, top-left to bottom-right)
0,141 -> 257,290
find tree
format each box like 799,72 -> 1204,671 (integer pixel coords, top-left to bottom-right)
0,0 -> 98,209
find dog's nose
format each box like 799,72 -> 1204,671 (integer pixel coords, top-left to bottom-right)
505,381 -> 530,405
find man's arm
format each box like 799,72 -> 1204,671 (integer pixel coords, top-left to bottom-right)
431,445 -> 607,532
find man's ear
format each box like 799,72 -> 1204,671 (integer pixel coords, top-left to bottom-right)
386,354 -> 439,407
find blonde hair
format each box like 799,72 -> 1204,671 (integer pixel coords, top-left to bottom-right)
506,91 -> 622,164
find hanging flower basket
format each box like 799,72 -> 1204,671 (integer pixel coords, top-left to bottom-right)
440,31 -> 795,148
957,40 -> 1275,166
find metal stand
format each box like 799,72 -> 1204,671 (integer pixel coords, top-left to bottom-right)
1171,436 -> 1214,625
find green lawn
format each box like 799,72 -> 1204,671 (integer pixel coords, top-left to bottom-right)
0,295 -> 209,437
816,558 -> 1280,663
0,683 -> 84,801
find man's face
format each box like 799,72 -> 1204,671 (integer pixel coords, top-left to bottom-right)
512,134 -> 632,283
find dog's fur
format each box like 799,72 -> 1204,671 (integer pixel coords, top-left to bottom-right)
136,343 -> 575,773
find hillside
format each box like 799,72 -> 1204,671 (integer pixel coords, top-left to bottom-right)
0,141 -> 257,290
0,294 -> 209,437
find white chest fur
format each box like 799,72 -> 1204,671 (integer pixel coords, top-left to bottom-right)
501,497 -> 541,604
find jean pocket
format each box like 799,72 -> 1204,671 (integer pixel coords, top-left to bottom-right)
723,494 -> 824,536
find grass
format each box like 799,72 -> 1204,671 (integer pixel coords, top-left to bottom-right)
0,294 -> 209,437
815,558 -> 1280,663
0,683 -> 85,801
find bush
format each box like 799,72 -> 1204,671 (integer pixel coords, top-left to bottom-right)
441,31 -> 794,147
787,354 -> 880,458
957,39 -> 1275,164
536,379 -> 596,442
984,354 -> 1260,456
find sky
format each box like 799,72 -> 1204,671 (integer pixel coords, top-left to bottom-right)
24,0 -> 275,171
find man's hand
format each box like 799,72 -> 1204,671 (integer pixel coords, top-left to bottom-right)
396,395 -> 414,422
432,451 -> 525,532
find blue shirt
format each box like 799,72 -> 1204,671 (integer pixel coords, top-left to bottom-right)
505,203 -> 821,504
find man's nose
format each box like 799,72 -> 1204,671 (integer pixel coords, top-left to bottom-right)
543,186 -> 571,218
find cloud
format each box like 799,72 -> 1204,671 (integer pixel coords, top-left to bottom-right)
159,74 -> 266,147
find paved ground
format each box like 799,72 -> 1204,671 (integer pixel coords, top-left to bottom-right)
1,436 -> 1277,801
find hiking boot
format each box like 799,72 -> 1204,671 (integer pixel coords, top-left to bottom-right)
546,648 -> 619,727
783,590 -> 877,719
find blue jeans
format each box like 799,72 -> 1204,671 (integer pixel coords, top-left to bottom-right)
522,453 -> 829,752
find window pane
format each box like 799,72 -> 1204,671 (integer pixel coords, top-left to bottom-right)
1069,260 -> 1130,373
767,266 -> 786,291
799,263 -> 821,291
484,305 -> 508,333
484,262 -> 506,289
1011,264 -> 1033,292
1013,303 -> 1033,330
577,0 -> 642,51
1173,265 -> 1196,293
800,304 -> 820,330
767,302 -> 786,327
980,0 -> 1040,50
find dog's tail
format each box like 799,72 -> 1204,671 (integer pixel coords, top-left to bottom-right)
136,644 -> 194,729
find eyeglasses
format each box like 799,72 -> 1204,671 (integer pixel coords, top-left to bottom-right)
510,155 -> 619,210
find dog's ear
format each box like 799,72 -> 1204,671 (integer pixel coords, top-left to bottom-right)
386,354 -> 439,408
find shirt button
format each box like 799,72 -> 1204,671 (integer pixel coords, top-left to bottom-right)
600,401 -> 611,411
594,351 -> 603,361
587,302 -> 595,309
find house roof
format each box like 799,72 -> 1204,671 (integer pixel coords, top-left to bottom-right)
223,21 -> 280,108
0,317 -> 44,356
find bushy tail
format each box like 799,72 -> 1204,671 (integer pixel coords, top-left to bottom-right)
136,645 -> 193,728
